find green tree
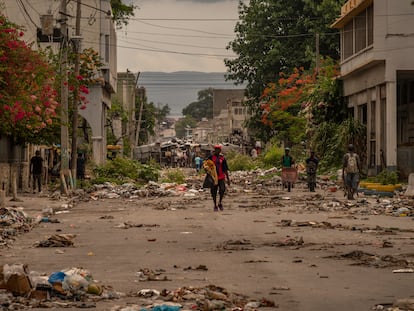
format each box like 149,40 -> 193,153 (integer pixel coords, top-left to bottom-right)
225,0 -> 344,139
110,0 -> 136,28
175,116 -> 197,139
135,99 -> 170,145
182,88 -> 213,121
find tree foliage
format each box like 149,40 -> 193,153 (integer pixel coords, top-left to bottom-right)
182,88 -> 213,121
0,13 -> 59,144
225,0 -> 344,140
110,0 -> 137,28
312,119 -> 366,171
175,115 -> 197,139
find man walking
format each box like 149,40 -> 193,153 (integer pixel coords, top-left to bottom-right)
342,144 -> 361,200
207,145 -> 230,211
30,150 -> 44,193
306,150 -> 319,192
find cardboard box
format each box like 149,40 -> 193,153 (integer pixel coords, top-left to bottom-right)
29,289 -> 50,301
6,273 -> 32,296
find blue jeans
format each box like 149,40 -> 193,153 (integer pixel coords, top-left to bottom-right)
345,173 -> 359,191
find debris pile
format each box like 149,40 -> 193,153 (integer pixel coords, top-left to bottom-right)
0,207 -> 33,248
0,264 -> 122,310
327,250 -> 414,268
122,284 -> 276,311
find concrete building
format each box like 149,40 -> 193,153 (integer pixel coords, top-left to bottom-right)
113,72 -> 138,156
332,0 -> 414,177
3,0 -> 117,165
212,89 -> 250,145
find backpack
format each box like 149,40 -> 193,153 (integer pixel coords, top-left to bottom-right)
346,153 -> 358,173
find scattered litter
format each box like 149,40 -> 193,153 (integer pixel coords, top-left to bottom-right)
36,234 -> 76,247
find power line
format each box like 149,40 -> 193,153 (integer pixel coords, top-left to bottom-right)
135,19 -> 234,37
117,37 -> 226,51
132,18 -> 238,21
118,30 -> 234,39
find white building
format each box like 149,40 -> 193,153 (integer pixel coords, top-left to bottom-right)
3,0 -> 117,165
332,0 -> 414,178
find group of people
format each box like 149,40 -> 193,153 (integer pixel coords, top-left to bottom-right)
31,142 -> 361,210
203,143 -> 361,211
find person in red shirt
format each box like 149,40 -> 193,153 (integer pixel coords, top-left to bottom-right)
208,145 -> 230,211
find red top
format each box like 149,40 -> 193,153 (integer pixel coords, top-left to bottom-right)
210,154 -> 228,180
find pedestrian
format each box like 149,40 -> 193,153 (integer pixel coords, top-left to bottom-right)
250,148 -> 258,158
30,150 -> 43,193
194,154 -> 203,173
76,153 -> 86,180
205,145 -> 230,212
306,150 -> 319,192
281,147 -> 295,168
342,144 -> 361,200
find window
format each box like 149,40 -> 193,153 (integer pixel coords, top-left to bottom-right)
355,11 -> 366,53
341,4 -> 374,60
105,35 -> 110,63
343,22 -> 354,60
367,5 -> 373,46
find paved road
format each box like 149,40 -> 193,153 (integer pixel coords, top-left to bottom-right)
2,184 -> 414,310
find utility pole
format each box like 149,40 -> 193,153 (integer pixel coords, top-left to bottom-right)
134,72 -> 144,148
71,0 -> 82,188
59,0 -> 70,195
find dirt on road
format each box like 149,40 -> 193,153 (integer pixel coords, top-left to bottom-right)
1,171 -> 414,311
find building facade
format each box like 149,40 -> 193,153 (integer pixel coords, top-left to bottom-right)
3,0 -> 117,165
212,89 -> 250,145
332,0 -> 414,177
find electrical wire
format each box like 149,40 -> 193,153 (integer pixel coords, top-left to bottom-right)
16,0 -> 39,28
134,20 -> 235,38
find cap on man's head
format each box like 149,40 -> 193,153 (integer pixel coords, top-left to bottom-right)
285,147 -> 290,151
213,144 -> 222,150
348,144 -> 354,151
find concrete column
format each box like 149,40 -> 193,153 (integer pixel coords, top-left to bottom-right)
386,81 -> 397,170
375,86 -> 382,172
92,136 -> 104,165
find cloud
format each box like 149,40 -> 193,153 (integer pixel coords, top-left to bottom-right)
117,0 -> 239,72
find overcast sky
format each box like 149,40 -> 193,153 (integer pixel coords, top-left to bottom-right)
116,0 -> 241,73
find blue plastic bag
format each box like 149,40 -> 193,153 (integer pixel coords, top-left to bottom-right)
48,271 -> 66,284
141,305 -> 181,311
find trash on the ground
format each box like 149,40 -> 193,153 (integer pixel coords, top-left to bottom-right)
327,250 -> 414,268
36,234 -> 76,247
266,236 -> 304,247
392,268 -> 414,273
216,239 -> 254,251
136,268 -> 170,281
0,207 -> 33,248
114,222 -> 160,229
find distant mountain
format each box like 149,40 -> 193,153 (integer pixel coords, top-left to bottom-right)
138,71 -> 245,117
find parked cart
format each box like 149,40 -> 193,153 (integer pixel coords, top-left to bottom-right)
281,167 -> 298,192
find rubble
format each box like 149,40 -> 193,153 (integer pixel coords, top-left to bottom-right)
0,207 -> 34,248
327,250 -> 414,268
0,264 -> 123,310
35,234 -> 76,247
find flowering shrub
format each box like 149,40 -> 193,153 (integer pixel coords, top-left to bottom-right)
0,13 -> 59,142
67,47 -> 104,110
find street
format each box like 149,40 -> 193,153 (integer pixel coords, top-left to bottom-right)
1,171 -> 414,311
